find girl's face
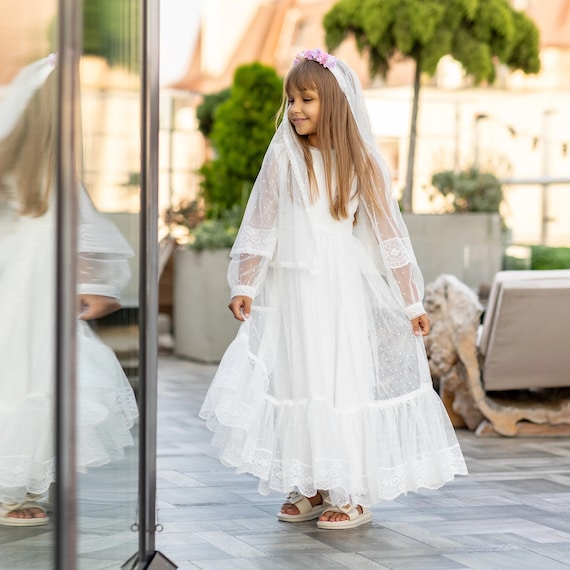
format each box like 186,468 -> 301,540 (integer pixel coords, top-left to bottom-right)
287,86 -> 321,147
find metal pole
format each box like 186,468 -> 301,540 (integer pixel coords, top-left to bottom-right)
540,110 -> 555,245
453,101 -> 460,173
55,0 -> 81,568
473,113 -> 488,170
139,0 -> 160,564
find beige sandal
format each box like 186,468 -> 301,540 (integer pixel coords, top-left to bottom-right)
316,504 -> 372,529
278,491 -> 328,522
0,502 -> 49,527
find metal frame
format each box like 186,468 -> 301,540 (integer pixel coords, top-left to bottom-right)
55,0 -> 81,567
55,0 -> 162,566
138,0 -> 161,564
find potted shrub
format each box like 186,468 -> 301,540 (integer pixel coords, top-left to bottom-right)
172,63 -> 282,363
403,168 -> 506,289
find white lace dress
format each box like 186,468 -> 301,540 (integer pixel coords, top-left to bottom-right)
0,190 -> 138,505
200,147 -> 467,508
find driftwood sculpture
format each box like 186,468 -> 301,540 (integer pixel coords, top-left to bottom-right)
424,274 -> 570,436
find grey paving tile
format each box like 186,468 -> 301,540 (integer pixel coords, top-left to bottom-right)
380,522 -> 463,548
194,531 -> 268,558
227,529 -> 338,556
445,548 -> 570,570
519,542 -> 570,565
363,554 -> 470,569
323,552 -> 390,569
157,470 -> 207,488
307,525 -> 427,553
4,355 -> 570,569
194,553 -> 347,569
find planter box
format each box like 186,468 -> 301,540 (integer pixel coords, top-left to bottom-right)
174,248 -> 240,363
403,213 -> 504,290
174,214 -> 503,362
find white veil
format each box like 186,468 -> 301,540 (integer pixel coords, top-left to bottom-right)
0,55 -> 133,301
229,52 -> 425,319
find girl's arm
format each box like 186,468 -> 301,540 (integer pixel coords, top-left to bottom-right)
76,185 -> 134,306
78,294 -> 122,320
227,146 -> 280,314
356,177 -> 426,322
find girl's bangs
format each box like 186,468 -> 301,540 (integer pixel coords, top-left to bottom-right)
285,61 -> 321,94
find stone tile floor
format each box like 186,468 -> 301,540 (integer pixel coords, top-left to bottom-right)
155,356 -> 570,570
2,355 -> 570,569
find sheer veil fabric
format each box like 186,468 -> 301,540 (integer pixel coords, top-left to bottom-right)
200,55 -> 467,508
0,57 -> 138,504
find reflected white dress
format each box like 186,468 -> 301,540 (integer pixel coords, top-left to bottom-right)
0,189 -> 138,505
200,146 -> 467,508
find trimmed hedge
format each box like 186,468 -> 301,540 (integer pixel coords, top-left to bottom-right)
529,245 -> 570,270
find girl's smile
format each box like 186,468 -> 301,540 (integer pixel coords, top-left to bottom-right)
287,86 -> 320,146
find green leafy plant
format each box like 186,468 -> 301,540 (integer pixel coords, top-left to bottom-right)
199,62 -> 282,218
324,0 -> 540,211
529,246 -> 570,270
196,88 -> 231,138
503,245 -> 570,270
431,168 -> 503,214
189,206 -> 242,250
83,0 -> 141,70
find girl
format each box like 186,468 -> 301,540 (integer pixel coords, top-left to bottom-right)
0,57 -> 138,526
199,49 -> 467,529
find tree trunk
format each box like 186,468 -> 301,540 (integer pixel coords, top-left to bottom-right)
403,57 -> 422,212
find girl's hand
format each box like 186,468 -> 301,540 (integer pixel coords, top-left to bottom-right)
228,295 -> 252,321
78,294 -> 121,320
412,313 -> 430,336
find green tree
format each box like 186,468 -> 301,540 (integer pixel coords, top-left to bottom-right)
83,0 -> 140,70
324,0 -> 540,211
196,88 -> 231,138
200,62 -> 282,218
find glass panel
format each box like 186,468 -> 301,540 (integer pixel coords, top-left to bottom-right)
76,0 -> 141,567
0,1 -> 58,567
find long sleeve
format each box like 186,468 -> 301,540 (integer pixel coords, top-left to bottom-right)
227,145 -> 280,299
77,186 -> 134,301
356,186 -> 425,320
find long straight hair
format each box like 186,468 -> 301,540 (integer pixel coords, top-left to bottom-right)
279,59 -> 383,220
0,69 -> 57,217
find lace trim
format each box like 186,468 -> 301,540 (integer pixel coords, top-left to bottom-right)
201,385 -> 468,507
220,443 -> 467,507
382,237 -> 413,269
232,225 -> 278,257
0,457 -> 56,503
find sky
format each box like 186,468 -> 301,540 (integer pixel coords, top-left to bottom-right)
159,0 -> 202,86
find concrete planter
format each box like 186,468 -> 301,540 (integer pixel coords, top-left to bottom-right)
173,213 -> 503,362
403,212 -> 504,289
173,247 -> 239,363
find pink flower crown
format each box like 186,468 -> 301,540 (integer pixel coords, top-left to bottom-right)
294,48 -> 336,70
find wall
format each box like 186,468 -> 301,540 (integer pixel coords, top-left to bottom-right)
404,213 -> 504,290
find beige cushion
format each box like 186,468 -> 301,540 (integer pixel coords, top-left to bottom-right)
479,270 -> 570,391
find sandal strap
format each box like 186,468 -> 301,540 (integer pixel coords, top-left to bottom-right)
324,504 -> 363,521
0,502 -> 25,514
284,491 -> 313,515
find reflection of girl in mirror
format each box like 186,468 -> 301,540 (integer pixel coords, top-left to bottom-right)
0,56 -> 138,526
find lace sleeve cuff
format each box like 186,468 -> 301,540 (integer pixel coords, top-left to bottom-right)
230,285 -> 256,300
404,302 -> 426,320
77,283 -> 121,300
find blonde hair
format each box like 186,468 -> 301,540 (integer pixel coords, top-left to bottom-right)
0,69 -> 57,217
280,59 -> 383,220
